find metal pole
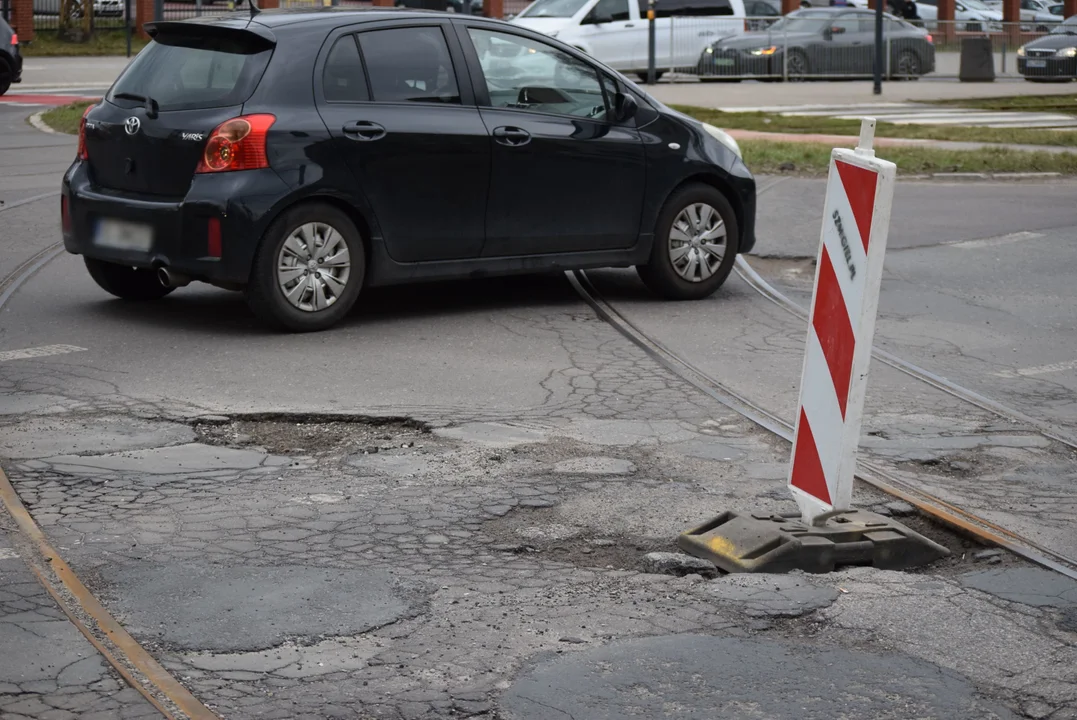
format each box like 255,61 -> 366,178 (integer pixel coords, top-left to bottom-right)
783,30 -> 788,82
873,0 -> 883,94
1001,41 -> 1006,74
462,0 -> 472,14
647,0 -> 656,84
154,0 -> 163,22
196,0 -> 202,16
125,0 -> 132,56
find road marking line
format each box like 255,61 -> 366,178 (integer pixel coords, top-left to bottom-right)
995,358 -> 1077,379
0,345 -> 87,363
949,231 -> 1043,250
0,467 -> 219,720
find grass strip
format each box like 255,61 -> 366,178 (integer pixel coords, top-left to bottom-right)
676,104 -> 1077,148
923,93 -> 1077,114
21,30 -> 148,57
741,139 -> 1077,175
37,100 -> 95,134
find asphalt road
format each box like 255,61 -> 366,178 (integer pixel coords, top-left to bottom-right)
1,99 -> 1076,720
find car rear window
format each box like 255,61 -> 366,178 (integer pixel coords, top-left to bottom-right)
108,31 -> 272,112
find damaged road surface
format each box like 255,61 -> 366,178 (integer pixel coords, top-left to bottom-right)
2,174 -> 1077,719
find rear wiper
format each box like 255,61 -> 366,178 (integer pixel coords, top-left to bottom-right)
113,92 -> 159,119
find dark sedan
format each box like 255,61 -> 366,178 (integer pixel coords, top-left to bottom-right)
1018,15 -> 1077,81
63,8 -> 756,332
698,8 -> 936,81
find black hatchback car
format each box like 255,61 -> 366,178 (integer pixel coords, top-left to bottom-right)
1018,15 -> 1077,81
699,8 -> 935,80
63,8 -> 755,331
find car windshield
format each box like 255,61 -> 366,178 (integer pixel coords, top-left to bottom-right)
768,12 -> 832,32
1052,15 -> 1077,32
517,0 -> 591,17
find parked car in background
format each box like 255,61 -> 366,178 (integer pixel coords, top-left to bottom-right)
0,16 -> 22,97
698,7 -> 935,80
984,0 -> 1055,22
1031,3 -> 1064,32
395,0 -> 485,14
1018,14 -> 1077,80
33,0 -> 126,16
745,0 -> 782,30
511,0 -> 746,80
916,0 -> 1003,31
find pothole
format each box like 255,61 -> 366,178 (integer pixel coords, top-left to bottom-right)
193,415 -> 429,456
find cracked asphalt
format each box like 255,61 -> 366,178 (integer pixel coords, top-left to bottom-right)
2,101 -> 1077,719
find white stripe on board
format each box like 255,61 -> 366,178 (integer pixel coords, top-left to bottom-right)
0,344 -> 87,363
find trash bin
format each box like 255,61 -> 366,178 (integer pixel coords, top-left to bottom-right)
959,36 -> 996,82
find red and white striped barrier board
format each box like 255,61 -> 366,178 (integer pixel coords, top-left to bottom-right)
788,120 -> 897,524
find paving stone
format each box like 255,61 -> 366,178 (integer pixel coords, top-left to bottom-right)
961,568 -> 1077,608
644,552 -> 719,579
707,574 -> 840,617
500,635 -> 1015,720
101,565 -> 412,652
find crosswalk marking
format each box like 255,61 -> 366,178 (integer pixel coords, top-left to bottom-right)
0,345 -> 87,363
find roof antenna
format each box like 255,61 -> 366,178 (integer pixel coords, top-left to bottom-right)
248,0 -> 260,17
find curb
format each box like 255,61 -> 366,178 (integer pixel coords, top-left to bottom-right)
27,109 -> 61,135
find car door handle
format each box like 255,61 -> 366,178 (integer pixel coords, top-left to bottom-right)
493,126 -> 531,147
342,121 -> 386,141
624,22 -> 635,27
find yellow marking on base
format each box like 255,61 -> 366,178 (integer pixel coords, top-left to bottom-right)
0,467 -> 218,720
706,535 -> 739,559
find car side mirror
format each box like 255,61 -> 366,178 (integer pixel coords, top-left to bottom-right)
586,10 -> 614,24
613,92 -> 638,122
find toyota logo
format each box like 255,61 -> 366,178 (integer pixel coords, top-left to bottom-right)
125,117 -> 141,136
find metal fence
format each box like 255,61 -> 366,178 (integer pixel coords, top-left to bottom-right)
652,18 -> 1059,81
32,0 -> 128,32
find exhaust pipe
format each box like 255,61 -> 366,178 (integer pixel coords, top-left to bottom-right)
158,268 -> 191,288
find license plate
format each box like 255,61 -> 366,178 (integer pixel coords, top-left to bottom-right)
712,58 -> 735,66
1027,59 -> 1047,68
95,218 -> 153,252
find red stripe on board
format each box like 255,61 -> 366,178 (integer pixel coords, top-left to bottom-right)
835,160 -> 878,252
813,248 -> 856,418
790,409 -> 832,505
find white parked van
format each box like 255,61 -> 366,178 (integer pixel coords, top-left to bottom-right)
511,0 -> 747,79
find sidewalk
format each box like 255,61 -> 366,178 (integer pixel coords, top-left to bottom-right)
726,127 -> 1077,154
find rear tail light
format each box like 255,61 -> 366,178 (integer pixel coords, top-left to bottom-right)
196,114 -> 276,174
926,34 -> 934,44
11,33 -> 18,46
61,195 -> 71,234
76,104 -> 94,161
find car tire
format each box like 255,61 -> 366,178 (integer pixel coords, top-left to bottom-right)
785,49 -> 809,81
84,258 -> 175,301
1036,24 -> 1050,32
699,77 -> 742,83
636,71 -> 665,82
894,50 -> 922,79
245,202 -> 365,332
0,59 -> 11,97
636,184 -> 740,301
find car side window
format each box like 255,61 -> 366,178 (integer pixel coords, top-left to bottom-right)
357,27 -> 460,104
830,15 -> 863,34
467,28 -> 609,120
323,35 -> 369,103
587,0 -> 631,21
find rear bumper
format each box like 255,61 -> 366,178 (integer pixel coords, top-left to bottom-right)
63,161 -> 290,286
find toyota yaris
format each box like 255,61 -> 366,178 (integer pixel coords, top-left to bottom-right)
63,8 -> 756,331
